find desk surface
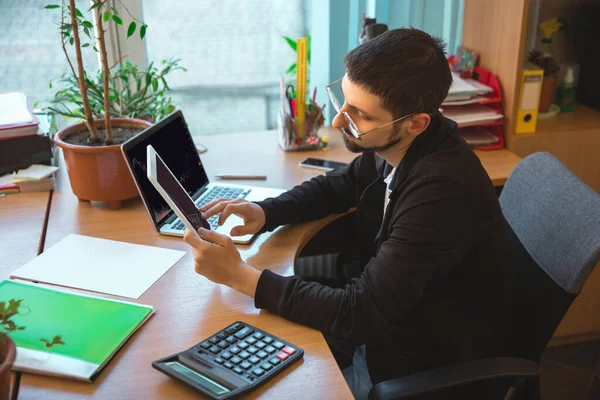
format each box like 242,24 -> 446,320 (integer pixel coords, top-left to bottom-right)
10,128 -> 520,399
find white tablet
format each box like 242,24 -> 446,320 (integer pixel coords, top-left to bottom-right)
146,144 -> 210,240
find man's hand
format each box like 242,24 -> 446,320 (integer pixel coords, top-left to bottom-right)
200,198 -> 266,236
183,228 -> 261,298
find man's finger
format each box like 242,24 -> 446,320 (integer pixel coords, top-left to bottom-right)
230,222 -> 259,237
183,227 -> 207,248
218,203 -> 244,226
199,198 -> 227,213
201,200 -> 232,219
198,228 -> 230,247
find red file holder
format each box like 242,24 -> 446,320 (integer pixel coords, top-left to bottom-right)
447,56 -> 505,150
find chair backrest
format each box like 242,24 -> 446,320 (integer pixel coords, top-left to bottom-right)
499,152 -> 600,361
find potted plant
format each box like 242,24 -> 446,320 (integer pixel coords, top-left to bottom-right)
0,299 -> 63,400
527,17 -> 567,113
44,1 -> 154,209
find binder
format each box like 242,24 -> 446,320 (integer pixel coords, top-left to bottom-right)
516,63 -> 544,134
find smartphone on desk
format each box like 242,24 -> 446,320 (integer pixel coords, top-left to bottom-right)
299,157 -> 348,172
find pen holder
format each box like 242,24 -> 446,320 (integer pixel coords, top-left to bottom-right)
277,106 -> 325,151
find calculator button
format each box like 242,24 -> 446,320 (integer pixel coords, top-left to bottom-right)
209,337 -> 219,344
255,341 -> 266,349
209,346 -> 220,354
214,357 -> 224,364
224,362 -> 234,369
252,332 -> 264,340
233,366 -> 244,375
217,332 -> 228,340
230,356 -> 242,365
234,327 -> 253,339
270,357 -> 281,365
239,351 -> 251,359
262,337 -> 274,344
247,346 -> 258,354
265,346 -> 276,354
276,351 -> 289,361
282,346 -> 296,355
273,341 -> 284,349
200,342 -> 211,349
226,336 -> 237,344
220,352 -> 232,360
249,356 -> 260,364
240,361 -> 252,370
218,341 -> 229,349
261,362 -> 273,371
257,351 -> 268,359
226,323 -> 242,334
252,368 -> 265,377
246,337 -> 257,345
238,342 -> 249,350
229,346 -> 241,355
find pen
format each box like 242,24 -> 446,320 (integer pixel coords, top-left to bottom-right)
214,174 -> 267,180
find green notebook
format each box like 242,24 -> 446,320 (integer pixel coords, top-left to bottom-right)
0,280 -> 154,382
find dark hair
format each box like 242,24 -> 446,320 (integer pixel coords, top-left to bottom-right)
344,28 -> 452,119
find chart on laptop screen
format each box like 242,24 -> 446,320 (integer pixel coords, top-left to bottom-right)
127,116 -> 209,224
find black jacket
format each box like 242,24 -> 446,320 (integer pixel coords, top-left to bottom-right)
254,113 -> 516,384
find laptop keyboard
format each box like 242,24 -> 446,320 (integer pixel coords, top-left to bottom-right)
172,186 -> 249,231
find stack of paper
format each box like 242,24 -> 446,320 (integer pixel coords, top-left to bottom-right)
445,72 -> 493,104
459,126 -> 500,146
0,164 -> 58,196
441,104 -> 503,127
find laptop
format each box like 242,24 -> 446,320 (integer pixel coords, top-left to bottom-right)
121,111 -> 285,244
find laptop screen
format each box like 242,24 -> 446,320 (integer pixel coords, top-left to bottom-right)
125,113 -> 209,226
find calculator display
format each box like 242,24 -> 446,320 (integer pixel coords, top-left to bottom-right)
166,361 -> 230,395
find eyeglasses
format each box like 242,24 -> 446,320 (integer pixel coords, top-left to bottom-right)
325,77 -> 414,139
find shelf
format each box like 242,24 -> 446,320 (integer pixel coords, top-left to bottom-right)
533,104 -> 600,135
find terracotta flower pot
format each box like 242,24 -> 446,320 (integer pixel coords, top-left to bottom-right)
0,335 -> 16,400
539,75 -> 558,113
55,118 -> 152,210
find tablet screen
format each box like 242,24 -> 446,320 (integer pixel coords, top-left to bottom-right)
155,152 -> 211,231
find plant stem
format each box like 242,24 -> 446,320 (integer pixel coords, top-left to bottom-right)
95,2 -> 112,144
69,0 -> 98,140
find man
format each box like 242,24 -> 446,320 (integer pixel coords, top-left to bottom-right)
184,28 -> 515,397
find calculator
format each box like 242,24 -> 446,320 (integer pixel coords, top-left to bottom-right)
152,321 -> 304,399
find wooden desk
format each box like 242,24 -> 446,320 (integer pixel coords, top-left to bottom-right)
16,128 -> 521,399
0,192 -> 51,275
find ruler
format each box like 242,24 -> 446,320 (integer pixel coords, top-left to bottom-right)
295,37 -> 308,138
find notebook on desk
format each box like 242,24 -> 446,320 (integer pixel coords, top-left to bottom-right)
0,280 -> 154,382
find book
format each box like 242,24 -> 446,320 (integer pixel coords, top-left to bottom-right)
0,280 -> 154,382
441,104 -> 504,126
13,164 -> 59,182
0,93 -> 39,138
0,134 -> 52,176
459,126 -> 500,146
0,178 -> 54,195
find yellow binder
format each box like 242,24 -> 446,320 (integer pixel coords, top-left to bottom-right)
516,63 -> 544,134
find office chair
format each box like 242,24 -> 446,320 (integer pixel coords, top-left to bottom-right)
368,152 -> 600,400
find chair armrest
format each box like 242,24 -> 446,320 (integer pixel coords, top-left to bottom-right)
368,357 -> 540,400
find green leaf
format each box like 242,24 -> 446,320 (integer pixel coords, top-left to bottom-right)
103,11 -> 110,22
89,2 -> 102,11
282,36 -> 296,51
44,4 -> 60,9
83,26 -> 91,38
112,15 -> 123,25
152,78 -> 159,91
82,43 -> 90,47
93,46 -> 98,52
75,8 -> 84,18
82,21 -> 93,28
286,63 -> 296,73
140,25 -> 147,40
111,7 -> 119,16
69,37 -> 74,45
49,82 -> 53,89
127,22 -> 136,38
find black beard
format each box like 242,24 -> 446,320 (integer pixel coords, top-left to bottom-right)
341,128 -> 403,153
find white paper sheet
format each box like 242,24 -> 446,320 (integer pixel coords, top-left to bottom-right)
14,164 -> 59,182
0,92 -> 33,127
10,234 -> 186,299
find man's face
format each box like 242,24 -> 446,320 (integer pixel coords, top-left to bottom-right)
331,76 -> 407,153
